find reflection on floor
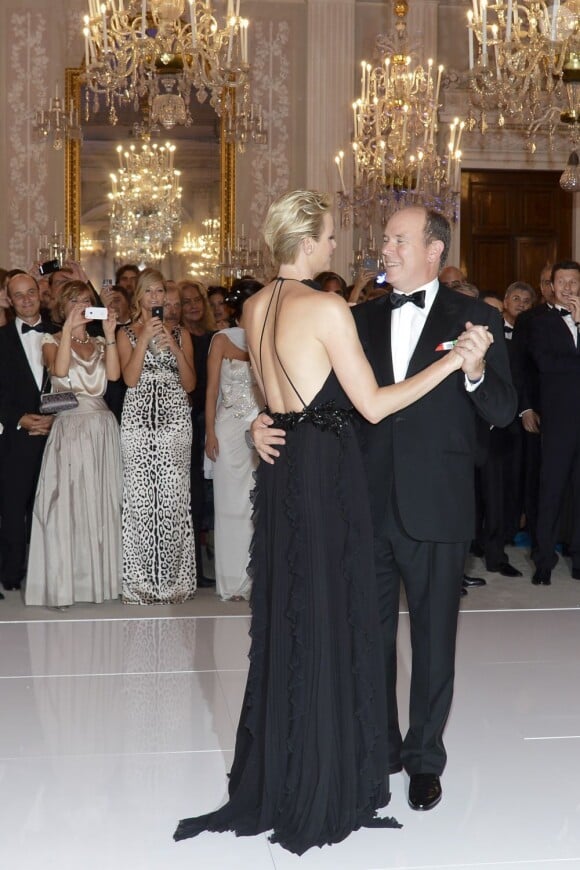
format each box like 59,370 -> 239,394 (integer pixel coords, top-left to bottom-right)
1,546 -> 580,869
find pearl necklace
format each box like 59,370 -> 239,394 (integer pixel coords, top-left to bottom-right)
71,332 -> 91,345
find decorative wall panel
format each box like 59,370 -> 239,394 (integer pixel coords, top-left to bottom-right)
7,11 -> 49,268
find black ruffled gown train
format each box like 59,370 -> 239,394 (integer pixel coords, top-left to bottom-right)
174,279 -> 400,855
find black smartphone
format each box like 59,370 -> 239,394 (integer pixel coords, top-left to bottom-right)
39,258 -> 60,275
152,305 -> 164,320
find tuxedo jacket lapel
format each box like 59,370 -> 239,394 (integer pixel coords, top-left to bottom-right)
405,287 -> 463,378
369,297 -> 395,385
551,309 -> 578,353
8,321 -> 43,397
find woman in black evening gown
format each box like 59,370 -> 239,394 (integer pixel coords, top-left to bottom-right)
174,191 -> 490,855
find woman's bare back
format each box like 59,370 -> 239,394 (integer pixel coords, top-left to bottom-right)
244,278 -> 339,413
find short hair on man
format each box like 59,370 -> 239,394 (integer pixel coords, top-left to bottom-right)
454,281 -> 479,299
423,209 -> 451,268
504,281 -> 536,303
551,260 -> 580,282
7,271 -> 38,298
48,265 -> 73,288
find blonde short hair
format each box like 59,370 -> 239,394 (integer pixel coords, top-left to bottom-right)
131,268 -> 166,321
54,280 -> 97,324
263,190 -> 332,267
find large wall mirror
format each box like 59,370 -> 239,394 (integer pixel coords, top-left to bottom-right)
65,67 -> 235,285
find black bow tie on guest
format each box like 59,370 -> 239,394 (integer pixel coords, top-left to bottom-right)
21,322 -> 45,334
389,289 -> 426,309
556,307 -> 572,317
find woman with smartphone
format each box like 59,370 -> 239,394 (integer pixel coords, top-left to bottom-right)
25,280 -> 122,607
117,268 -> 197,604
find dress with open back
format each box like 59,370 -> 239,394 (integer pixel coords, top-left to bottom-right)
174,278 -> 399,855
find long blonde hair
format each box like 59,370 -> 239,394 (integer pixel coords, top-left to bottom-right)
130,268 -> 166,321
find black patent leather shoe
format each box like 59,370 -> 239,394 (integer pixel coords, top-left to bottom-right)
462,574 -> 486,587
532,569 -> 551,585
408,774 -> 442,811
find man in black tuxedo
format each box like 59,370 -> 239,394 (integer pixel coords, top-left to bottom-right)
476,282 -> 535,576
349,207 -> 515,810
253,206 -> 516,811
528,260 -> 580,585
0,273 -> 58,590
510,265 -> 554,551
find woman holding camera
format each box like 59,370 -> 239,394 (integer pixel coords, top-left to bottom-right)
25,280 -> 122,607
117,268 -> 197,604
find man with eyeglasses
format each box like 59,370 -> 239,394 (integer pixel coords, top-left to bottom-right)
0,273 -> 58,592
528,260 -> 580,585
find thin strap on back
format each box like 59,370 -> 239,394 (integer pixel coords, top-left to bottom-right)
258,277 -> 307,410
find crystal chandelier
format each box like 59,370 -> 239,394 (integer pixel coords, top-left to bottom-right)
81,0 -> 265,140
109,139 -> 182,264
33,83 -> 83,150
335,0 -> 463,235
465,0 -> 580,154
180,217 -> 221,278
222,224 -> 264,281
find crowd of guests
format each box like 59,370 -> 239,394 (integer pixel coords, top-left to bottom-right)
0,251 -> 577,606
0,260 -> 262,607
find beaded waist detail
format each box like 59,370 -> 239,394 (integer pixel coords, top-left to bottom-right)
268,401 -> 353,436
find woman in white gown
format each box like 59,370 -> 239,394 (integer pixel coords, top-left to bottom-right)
205,280 -> 262,600
25,280 -> 122,607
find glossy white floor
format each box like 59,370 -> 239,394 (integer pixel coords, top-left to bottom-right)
2,546 -> 580,870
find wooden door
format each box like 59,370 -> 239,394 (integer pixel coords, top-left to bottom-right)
460,170 -> 573,295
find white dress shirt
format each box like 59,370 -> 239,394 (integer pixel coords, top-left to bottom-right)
15,316 -> 44,390
390,279 -> 484,391
391,279 -> 439,383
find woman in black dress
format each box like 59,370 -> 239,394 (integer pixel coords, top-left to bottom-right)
174,191 -> 489,854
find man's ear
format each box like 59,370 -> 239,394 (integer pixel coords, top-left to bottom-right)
302,237 -> 314,256
428,240 -> 444,264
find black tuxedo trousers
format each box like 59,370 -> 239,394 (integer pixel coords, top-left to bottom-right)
353,287 -> 516,774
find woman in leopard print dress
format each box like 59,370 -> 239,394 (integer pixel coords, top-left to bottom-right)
117,268 -> 197,604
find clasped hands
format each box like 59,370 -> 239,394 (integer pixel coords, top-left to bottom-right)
450,321 -> 493,381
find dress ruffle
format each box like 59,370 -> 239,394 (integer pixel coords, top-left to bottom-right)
175,391 -> 400,855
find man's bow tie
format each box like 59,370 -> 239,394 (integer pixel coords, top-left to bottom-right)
556,307 -> 573,317
389,289 -> 426,309
21,322 -> 45,334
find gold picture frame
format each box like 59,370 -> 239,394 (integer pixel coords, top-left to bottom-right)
64,66 -> 236,262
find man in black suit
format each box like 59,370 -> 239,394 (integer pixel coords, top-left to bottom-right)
253,206 -> 516,811
352,207 -> 515,810
510,265 -> 554,551
0,273 -> 57,590
476,282 -> 535,577
528,260 -> 580,585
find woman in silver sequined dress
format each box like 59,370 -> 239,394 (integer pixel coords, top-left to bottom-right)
205,280 -> 262,600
